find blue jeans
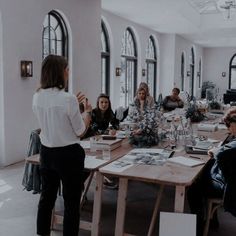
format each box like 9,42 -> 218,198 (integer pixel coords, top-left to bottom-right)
37,143 -> 85,236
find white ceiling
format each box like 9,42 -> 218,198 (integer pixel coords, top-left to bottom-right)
101,0 -> 236,47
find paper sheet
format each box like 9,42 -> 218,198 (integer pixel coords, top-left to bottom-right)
84,155 -> 107,169
100,160 -> 134,173
167,156 -> 205,167
80,140 -> 90,149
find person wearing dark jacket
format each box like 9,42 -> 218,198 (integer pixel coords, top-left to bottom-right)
162,87 -> 184,111
85,93 -> 119,137
187,108 -> 236,236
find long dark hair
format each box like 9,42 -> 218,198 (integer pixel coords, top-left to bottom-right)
39,55 -> 68,90
95,93 -> 113,117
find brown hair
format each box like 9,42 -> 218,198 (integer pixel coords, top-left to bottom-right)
39,55 -> 68,90
136,87 -> 147,98
96,93 -> 112,111
223,108 -> 236,128
139,82 -> 150,96
172,87 -> 180,94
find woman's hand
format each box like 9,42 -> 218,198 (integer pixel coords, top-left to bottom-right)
83,98 -> 92,113
76,91 -> 86,104
132,128 -> 142,135
208,147 -> 218,158
109,129 -> 116,136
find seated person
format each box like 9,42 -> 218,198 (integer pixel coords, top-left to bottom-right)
128,87 -> 158,147
162,87 -> 184,111
135,82 -> 155,108
85,93 -> 119,137
187,108 -> 236,236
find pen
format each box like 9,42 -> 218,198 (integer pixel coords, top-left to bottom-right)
189,155 -> 202,160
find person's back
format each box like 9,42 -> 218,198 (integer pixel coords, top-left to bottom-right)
33,88 -> 85,147
33,55 -> 91,236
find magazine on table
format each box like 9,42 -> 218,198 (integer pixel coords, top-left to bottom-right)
120,148 -> 174,166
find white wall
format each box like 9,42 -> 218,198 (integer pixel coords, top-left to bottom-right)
159,34 -> 176,97
0,0 -> 100,166
0,11 -> 5,164
203,47 -> 236,97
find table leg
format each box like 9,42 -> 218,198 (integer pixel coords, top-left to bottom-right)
147,184 -> 164,236
115,178 -> 128,236
91,172 -> 104,236
174,185 -> 185,213
80,170 -> 95,210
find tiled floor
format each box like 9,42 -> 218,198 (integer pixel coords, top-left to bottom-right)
0,161 -> 236,236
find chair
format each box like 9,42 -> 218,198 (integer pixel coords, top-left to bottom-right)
115,106 -> 129,122
203,198 -> 223,236
22,129 -> 42,193
155,93 -> 163,111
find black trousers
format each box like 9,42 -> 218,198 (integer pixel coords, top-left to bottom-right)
187,159 -> 224,236
37,143 -> 85,236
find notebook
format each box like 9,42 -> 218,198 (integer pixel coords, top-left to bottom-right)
167,156 -> 205,167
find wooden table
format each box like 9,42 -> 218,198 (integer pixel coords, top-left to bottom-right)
91,127 -> 228,236
25,139 -> 133,233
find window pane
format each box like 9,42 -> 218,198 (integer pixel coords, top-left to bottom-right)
101,22 -> 110,95
232,57 -> 236,66
120,28 -> 137,106
147,62 -> 154,96
231,68 -> 236,89
146,36 -> 156,98
42,11 -> 68,59
101,58 -> 106,93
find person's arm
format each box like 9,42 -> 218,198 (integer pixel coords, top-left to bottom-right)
80,99 -> 92,137
110,111 -> 120,130
177,98 -> 184,108
162,96 -> 169,110
68,95 -> 92,138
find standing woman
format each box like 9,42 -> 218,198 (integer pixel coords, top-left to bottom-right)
33,55 -> 91,236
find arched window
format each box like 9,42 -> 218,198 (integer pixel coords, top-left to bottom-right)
181,53 -> 185,91
42,10 -> 68,59
101,21 -> 110,95
120,28 -> 137,107
146,36 -> 157,100
190,47 -> 195,97
229,54 -> 236,89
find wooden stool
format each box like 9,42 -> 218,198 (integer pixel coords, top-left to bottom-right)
203,198 -> 223,236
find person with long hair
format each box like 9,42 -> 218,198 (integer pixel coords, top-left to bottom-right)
128,87 -> 158,147
89,93 -> 119,136
136,82 -> 155,108
33,55 -> 91,236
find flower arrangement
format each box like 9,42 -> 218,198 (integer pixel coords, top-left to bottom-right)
208,100 -> 221,110
128,105 -> 159,147
185,103 -> 205,122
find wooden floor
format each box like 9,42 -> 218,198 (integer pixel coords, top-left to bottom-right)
0,161 -> 236,236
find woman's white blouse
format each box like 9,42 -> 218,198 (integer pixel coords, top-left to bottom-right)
32,88 -> 85,147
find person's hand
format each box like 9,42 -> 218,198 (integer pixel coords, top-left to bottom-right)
76,91 -> 86,104
83,98 -> 92,113
208,147 -> 218,158
109,129 -> 116,136
132,128 -> 142,135
140,100 -> 144,111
